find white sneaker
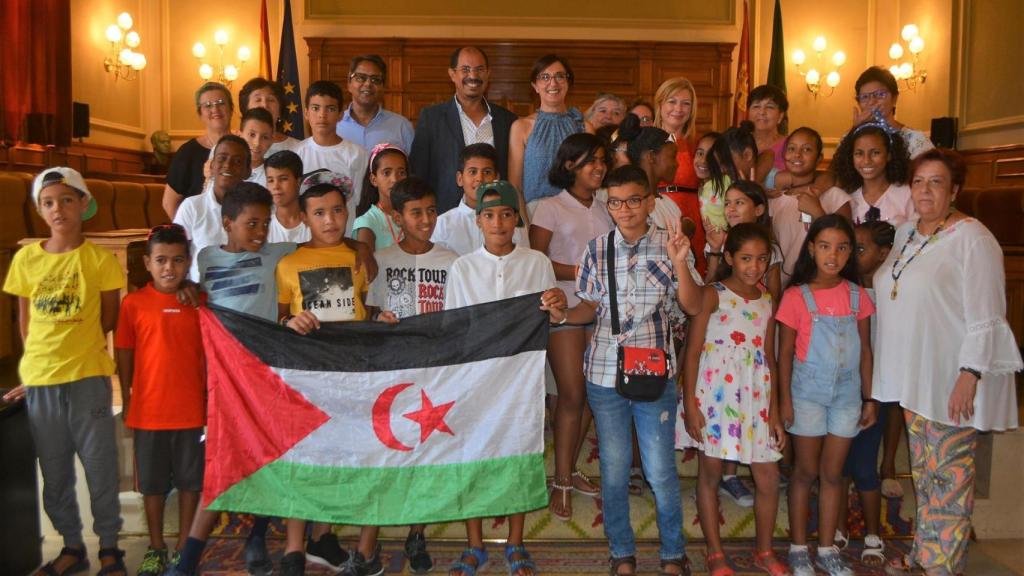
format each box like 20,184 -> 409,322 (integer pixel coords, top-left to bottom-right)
815,546 -> 854,576
788,545 -> 816,576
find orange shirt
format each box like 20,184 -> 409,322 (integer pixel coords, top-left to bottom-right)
115,284 -> 206,430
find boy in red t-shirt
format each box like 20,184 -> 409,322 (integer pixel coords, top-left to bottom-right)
115,224 -> 206,576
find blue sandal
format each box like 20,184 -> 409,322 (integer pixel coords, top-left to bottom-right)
449,546 -> 488,576
504,544 -> 538,576
37,546 -> 89,576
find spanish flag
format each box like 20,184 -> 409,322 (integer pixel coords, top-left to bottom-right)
199,295 -> 549,525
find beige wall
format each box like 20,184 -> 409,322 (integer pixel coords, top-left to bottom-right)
953,0 -> 1024,149
70,0 -> 1021,154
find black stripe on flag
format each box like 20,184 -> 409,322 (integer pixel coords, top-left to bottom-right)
209,292 -> 549,372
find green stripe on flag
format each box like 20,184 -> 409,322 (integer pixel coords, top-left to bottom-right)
208,453 -> 549,526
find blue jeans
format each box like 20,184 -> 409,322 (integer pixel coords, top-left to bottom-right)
587,382 -> 685,561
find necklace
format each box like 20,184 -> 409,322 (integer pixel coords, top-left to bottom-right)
889,211 -> 952,300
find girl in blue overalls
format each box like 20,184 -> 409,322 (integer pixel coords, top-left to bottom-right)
776,214 -> 878,576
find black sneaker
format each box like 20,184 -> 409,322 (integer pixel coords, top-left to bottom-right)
339,545 -> 384,576
280,551 -> 305,576
244,534 -> 273,576
305,533 -> 348,571
404,531 -> 433,574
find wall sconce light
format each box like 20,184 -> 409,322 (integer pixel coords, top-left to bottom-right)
192,31 -> 250,87
103,12 -> 146,81
793,36 -> 845,98
888,24 -> 927,91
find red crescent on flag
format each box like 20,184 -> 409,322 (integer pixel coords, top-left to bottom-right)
372,383 -> 415,451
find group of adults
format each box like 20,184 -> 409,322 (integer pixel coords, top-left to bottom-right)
161,44 -> 1020,576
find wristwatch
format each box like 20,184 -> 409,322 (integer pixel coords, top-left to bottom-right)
959,367 -> 981,380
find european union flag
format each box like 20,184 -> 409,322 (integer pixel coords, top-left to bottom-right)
276,0 -> 303,139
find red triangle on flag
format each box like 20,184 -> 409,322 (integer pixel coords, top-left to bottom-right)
198,308 -> 330,507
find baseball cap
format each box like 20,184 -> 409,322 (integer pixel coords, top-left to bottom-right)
32,167 -> 97,220
299,169 -> 353,199
475,180 -> 521,214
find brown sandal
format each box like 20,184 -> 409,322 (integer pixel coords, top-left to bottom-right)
660,556 -> 692,576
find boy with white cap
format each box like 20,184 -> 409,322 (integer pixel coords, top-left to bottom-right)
2,167 -> 128,576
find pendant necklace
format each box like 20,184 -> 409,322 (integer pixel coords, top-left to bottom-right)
889,211 -> 952,300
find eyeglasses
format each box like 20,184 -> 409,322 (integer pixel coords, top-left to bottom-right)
606,195 -> 649,210
536,72 -> 571,84
857,89 -> 890,103
865,206 -> 881,223
349,72 -> 383,86
454,65 -> 487,76
200,98 -> 227,110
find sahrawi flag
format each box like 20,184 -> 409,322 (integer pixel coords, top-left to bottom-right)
198,294 -> 549,525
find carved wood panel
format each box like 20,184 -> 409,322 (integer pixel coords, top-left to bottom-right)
306,38 -> 735,133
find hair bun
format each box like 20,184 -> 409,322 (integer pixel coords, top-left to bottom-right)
616,113 -> 642,142
738,119 -> 755,133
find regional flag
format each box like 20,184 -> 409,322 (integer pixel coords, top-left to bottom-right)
198,294 -> 550,525
733,0 -> 752,126
276,0 -> 304,139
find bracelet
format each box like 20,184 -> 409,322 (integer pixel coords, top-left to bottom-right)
558,311 -> 568,325
959,367 -> 981,380
279,314 -> 294,326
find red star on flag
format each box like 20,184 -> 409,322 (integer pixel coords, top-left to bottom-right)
403,389 -> 455,443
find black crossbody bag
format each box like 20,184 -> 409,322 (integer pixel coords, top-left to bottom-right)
605,230 -> 670,402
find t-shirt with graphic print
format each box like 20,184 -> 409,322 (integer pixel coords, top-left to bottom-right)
276,243 -> 369,321
367,243 -> 458,319
3,240 -> 125,386
198,242 -> 297,322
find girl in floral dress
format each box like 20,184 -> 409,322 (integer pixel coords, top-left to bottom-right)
679,223 -> 789,576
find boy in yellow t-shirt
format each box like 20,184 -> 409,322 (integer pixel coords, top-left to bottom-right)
2,167 -> 127,576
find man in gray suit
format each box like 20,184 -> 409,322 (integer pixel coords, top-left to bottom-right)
410,46 -> 517,214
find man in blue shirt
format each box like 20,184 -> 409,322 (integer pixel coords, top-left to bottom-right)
335,54 -> 415,153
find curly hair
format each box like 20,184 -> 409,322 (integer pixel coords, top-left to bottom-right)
830,125 -> 910,193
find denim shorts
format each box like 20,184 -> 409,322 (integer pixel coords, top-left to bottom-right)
787,396 -> 861,438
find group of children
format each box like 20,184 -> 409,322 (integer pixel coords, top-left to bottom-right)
3,73 -> 924,576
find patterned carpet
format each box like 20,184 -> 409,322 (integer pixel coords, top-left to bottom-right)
199,538 -> 911,575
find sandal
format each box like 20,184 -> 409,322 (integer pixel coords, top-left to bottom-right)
881,478 -> 905,498
36,546 -> 89,576
834,528 -> 849,550
96,548 -> 127,576
753,550 -> 791,576
548,478 -> 572,521
628,467 -> 644,496
862,535 -> 886,567
884,556 -> 925,575
504,544 -> 538,576
705,551 -> 734,576
659,556 -> 692,576
449,546 -> 488,576
608,556 -> 636,576
572,469 -> 600,497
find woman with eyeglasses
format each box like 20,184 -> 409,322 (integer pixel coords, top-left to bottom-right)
162,82 -> 234,219
238,77 -> 301,157
509,54 -> 585,217
852,67 -> 934,160
873,148 -> 1020,576
830,120 -> 917,227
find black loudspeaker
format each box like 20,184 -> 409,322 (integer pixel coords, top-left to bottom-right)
931,117 -> 957,149
72,101 -> 90,139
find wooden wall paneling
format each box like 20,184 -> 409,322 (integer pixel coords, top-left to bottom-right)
1004,247 -> 1024,348
962,144 -> 1024,189
307,38 -> 735,132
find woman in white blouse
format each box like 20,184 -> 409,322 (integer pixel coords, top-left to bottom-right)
872,149 -> 1021,576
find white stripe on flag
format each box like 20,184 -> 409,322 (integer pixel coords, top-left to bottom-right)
272,350 -> 545,468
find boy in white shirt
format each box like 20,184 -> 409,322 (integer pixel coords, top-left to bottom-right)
265,150 -> 311,243
173,135 -> 251,281
239,108 -> 275,187
295,80 -> 368,237
443,180 -> 566,576
432,143 -> 529,256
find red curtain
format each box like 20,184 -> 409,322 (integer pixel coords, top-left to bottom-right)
0,0 -> 71,146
